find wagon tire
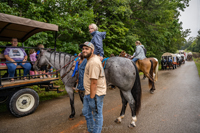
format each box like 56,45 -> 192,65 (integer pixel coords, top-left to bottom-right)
8,88 -> 39,117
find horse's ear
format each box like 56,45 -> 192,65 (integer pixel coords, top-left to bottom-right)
46,48 -> 52,52
39,48 -> 45,56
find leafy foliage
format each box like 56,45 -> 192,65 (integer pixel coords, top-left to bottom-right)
0,0 -> 190,60
184,30 -> 200,53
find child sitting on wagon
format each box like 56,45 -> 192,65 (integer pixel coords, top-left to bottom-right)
29,49 -> 38,78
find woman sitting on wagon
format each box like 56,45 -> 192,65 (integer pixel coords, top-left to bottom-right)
4,38 -> 31,82
131,41 -> 146,62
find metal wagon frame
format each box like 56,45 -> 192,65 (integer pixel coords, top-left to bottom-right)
0,13 -> 61,117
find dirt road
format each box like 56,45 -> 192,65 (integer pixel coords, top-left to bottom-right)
0,61 -> 200,133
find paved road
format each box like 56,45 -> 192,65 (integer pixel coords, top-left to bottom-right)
0,61 -> 200,133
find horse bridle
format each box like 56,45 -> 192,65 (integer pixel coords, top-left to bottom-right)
35,51 -> 78,79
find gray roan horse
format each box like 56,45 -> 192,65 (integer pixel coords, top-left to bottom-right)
34,50 -> 142,127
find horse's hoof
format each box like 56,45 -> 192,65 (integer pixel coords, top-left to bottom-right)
68,115 -> 75,120
114,119 -> 121,124
150,89 -> 154,94
68,117 -> 75,120
128,123 -> 136,128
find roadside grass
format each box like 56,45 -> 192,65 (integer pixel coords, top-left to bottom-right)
193,57 -> 200,77
29,78 -> 67,102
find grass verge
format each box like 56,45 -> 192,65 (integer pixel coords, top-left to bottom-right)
193,57 -> 200,77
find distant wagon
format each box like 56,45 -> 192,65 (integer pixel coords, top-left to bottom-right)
161,52 -> 177,70
187,52 -> 193,61
175,54 -> 183,67
180,54 -> 185,64
178,50 -> 186,64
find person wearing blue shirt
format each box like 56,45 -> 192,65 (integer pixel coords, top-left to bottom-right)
89,23 -> 106,61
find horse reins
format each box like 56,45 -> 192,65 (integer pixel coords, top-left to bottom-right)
36,51 -> 79,79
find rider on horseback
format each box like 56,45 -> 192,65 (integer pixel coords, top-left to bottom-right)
131,41 -> 146,62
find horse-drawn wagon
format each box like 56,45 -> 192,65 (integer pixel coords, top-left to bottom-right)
186,52 -> 193,61
180,54 -> 185,64
0,13 -> 60,117
161,52 -> 177,70
175,54 -> 183,66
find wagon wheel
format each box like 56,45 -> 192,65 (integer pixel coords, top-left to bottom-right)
7,88 -> 39,117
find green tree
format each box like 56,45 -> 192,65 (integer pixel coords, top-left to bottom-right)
0,0 -> 191,58
0,0 -> 94,54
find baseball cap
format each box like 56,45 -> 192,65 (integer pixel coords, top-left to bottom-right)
80,42 -> 94,50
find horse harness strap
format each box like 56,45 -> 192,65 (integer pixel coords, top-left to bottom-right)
38,51 -> 79,78
60,64 -> 75,79
102,57 -> 109,69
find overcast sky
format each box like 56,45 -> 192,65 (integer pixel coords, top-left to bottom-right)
178,0 -> 200,40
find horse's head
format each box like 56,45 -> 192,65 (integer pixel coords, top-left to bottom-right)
110,54 -> 115,57
33,49 -> 49,71
119,51 -> 131,58
119,51 -> 126,57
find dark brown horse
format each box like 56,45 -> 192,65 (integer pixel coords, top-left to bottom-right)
119,51 -> 158,93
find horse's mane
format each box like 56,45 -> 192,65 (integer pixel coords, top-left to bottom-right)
46,50 -> 76,66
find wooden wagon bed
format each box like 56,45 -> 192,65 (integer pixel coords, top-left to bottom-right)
0,77 -> 59,90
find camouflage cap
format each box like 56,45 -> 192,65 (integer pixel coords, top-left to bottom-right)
80,42 -> 94,50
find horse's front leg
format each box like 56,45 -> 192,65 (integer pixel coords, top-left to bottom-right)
115,90 -> 128,123
65,85 -> 75,120
78,90 -> 84,104
78,90 -> 84,117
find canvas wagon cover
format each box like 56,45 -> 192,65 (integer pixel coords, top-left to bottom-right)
161,52 -> 173,57
0,13 -> 58,42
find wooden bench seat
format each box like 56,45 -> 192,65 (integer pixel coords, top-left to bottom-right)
0,54 -> 23,70
0,65 -> 23,70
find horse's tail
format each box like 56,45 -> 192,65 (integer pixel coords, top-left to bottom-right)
148,60 -> 154,89
154,58 -> 159,82
131,61 -> 142,114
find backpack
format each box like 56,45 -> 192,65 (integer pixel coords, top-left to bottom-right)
142,47 -> 147,56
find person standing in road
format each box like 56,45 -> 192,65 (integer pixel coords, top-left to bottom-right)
89,23 -> 106,61
80,42 -> 107,133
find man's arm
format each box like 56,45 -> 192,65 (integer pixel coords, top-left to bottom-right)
94,35 -> 104,57
23,55 -> 27,61
90,78 -> 97,98
4,55 -> 14,62
4,55 -> 17,65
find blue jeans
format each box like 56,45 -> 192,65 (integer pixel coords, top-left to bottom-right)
6,60 -> 32,77
132,58 -> 138,62
82,94 -> 105,133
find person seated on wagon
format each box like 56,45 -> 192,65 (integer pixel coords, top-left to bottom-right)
4,38 -> 32,82
131,41 -> 146,62
168,57 -> 172,63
